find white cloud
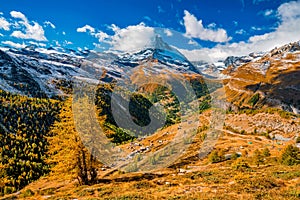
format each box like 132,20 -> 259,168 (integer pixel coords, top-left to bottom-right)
178,1 -> 300,62
164,29 -> 173,37
248,33 -> 271,43
44,21 -> 55,29
277,1 -> 300,20
64,40 -> 73,45
78,25 -> 110,43
263,9 -> 274,17
207,23 -> 216,29
10,11 -> 27,21
108,23 -> 155,52
94,31 -> 109,42
2,41 -> 26,49
251,26 -> 263,31
235,29 -> 246,35
77,25 -> 95,33
10,11 -> 47,41
0,17 -> 10,31
28,41 -> 46,47
183,10 -> 231,42
93,42 -> 104,50
79,23 -> 155,52
109,24 -> 120,32
53,40 -> 61,47
62,31 -> 66,35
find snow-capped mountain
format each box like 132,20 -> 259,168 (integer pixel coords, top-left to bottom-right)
223,41 -> 300,113
0,37 -> 200,97
1,38 -> 299,99
223,52 -> 265,68
0,46 -> 85,97
113,36 -> 198,73
192,52 -> 265,79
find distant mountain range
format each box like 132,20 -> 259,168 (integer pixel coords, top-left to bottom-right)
0,36 -> 198,97
0,38 -> 299,113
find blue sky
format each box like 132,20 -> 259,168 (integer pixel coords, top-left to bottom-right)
0,0 -> 299,61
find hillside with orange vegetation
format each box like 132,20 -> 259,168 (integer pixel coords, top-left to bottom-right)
1,95 -> 299,199
1,42 -> 300,200
223,41 -> 300,114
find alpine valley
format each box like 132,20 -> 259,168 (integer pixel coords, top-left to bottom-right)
0,37 -> 300,200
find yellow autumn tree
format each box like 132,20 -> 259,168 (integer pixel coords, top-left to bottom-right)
46,98 -> 99,185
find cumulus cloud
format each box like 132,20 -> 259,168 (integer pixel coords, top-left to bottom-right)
77,25 -> 109,43
2,41 -> 26,49
77,25 -> 95,33
183,10 -> 231,42
94,31 -> 109,42
178,1 -> 300,62
10,11 -> 27,21
109,23 -> 155,52
108,24 -> 120,32
10,11 -> 47,41
44,21 -> 55,29
277,0 -> 300,21
79,22 -> 155,52
0,17 -> 10,31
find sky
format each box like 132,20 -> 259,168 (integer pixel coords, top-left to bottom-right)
0,0 -> 300,62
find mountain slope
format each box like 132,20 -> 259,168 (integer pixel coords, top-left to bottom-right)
111,36 -> 198,73
0,36 -> 201,97
223,41 -> 300,114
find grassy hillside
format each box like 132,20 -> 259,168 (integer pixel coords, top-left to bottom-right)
0,74 -> 299,199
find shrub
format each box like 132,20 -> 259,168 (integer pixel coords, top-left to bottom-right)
248,93 -> 260,106
262,148 -> 271,157
125,161 -> 138,172
231,152 -> 240,160
280,145 -> 300,166
3,186 -> 14,195
232,158 -> 251,172
20,189 -> 35,198
253,149 -> 264,167
234,175 -> 279,192
199,100 -> 211,113
208,149 -> 225,163
296,137 -> 300,144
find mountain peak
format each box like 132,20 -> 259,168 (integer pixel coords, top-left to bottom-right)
114,35 -> 198,73
153,35 -> 173,51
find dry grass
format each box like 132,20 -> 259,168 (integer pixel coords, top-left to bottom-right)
6,114 -> 299,200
